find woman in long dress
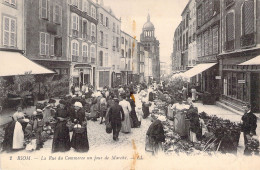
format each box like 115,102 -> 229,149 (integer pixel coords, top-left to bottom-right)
191,86 -> 197,102
71,102 -> 89,152
119,93 -> 132,133
3,106 -> 29,152
171,97 -> 189,137
52,100 -> 71,153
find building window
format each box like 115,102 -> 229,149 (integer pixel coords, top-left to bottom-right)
105,34 -> 108,48
99,51 -> 103,66
117,25 -> 119,34
50,35 -> 54,56
91,23 -> 96,42
241,1 -> 254,47
225,0 -> 235,8
4,0 -> 16,6
225,12 -> 235,51
100,31 -> 103,47
71,40 -> 79,57
201,33 -> 205,57
82,44 -> 88,58
100,13 -> 103,25
104,53 -> 108,67
71,13 -> 79,37
105,17 -> 109,27
113,23 -> 115,32
54,37 -> 62,57
40,0 -> 49,19
204,30 -> 209,56
91,5 -> 96,19
116,37 -> 119,49
212,26 -> 219,54
83,0 -> 88,12
90,45 -> 95,61
121,37 -> 124,44
82,20 -> 88,39
40,32 -> 49,56
121,49 -> 124,57
53,4 -> 62,24
3,16 -> 16,47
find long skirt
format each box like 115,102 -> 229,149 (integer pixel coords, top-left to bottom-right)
52,121 -> 71,152
121,112 -> 131,133
130,110 -> 140,128
71,128 -> 89,152
174,111 -> 186,137
2,121 -> 16,151
142,104 -> 150,119
13,121 -> 24,149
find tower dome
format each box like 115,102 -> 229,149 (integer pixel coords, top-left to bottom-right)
143,14 -> 154,30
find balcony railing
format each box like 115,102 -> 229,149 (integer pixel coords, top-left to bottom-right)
241,33 -> 255,47
72,55 -> 79,62
91,57 -> 95,64
225,40 -> 234,51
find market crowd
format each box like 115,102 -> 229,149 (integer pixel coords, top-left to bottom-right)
1,82 -> 258,156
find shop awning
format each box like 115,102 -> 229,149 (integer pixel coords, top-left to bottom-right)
0,51 -> 55,77
238,55 -> 260,65
183,63 -> 217,78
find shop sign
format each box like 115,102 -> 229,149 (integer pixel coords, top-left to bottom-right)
238,80 -> 246,84
215,76 -> 221,79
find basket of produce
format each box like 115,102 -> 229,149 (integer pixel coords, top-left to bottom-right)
73,124 -> 86,133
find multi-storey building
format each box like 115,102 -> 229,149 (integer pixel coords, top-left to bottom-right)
172,23 -> 183,71
218,0 -> 260,112
68,0 -> 98,89
96,0 -> 121,89
0,0 -> 25,52
120,31 -> 137,85
181,2 -> 190,71
140,14 -> 160,83
190,0 -> 221,93
137,42 -> 145,83
188,0 -> 197,68
24,0 -> 70,79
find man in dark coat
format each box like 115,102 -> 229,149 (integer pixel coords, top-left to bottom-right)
241,104 -> 257,155
108,98 -> 125,141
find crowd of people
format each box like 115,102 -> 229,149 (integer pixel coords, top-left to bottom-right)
1,81 -> 258,156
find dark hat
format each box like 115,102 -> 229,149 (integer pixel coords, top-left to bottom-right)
48,98 -> 56,104
59,99 -> 66,105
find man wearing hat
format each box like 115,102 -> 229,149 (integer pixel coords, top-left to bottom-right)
107,98 -> 125,141
33,109 -> 44,150
241,104 -> 257,155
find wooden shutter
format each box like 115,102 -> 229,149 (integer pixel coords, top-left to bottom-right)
3,17 -> 9,46
46,33 -> 49,56
40,32 -> 45,55
226,13 -> 234,41
50,35 -> 54,56
243,1 -> 254,35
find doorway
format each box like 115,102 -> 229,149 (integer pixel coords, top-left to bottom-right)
251,73 -> 260,112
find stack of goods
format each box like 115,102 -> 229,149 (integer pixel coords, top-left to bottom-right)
246,135 -> 260,155
41,124 -> 53,142
199,112 -> 242,153
153,99 -> 167,115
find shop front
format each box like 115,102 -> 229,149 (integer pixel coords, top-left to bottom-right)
219,53 -> 260,112
71,64 -> 92,89
97,67 -> 111,89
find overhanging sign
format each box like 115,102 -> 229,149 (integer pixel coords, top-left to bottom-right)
215,76 -> 221,79
238,80 -> 246,84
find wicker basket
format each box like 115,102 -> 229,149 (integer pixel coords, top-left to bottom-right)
73,126 -> 86,133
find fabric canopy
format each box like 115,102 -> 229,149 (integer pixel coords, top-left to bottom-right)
0,51 -> 55,76
238,55 -> 260,65
183,63 -> 217,79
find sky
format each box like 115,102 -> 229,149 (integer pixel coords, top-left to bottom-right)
102,0 -> 189,63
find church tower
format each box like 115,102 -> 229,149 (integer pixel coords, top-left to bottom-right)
140,14 -> 160,83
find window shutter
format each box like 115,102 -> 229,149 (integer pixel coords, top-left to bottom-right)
10,19 -> 16,47
46,34 -> 50,56
40,33 -> 45,55
41,0 -> 47,19
226,13 -> 234,41
48,0 -> 50,20
50,35 -> 54,56
3,17 -> 9,46
243,1 -> 254,35
59,5 -> 62,24
213,27 -> 218,54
